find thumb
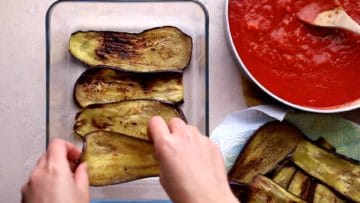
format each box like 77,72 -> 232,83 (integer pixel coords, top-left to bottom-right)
75,162 -> 90,195
148,116 -> 171,142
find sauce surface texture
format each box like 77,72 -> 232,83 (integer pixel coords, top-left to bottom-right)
229,0 -> 360,108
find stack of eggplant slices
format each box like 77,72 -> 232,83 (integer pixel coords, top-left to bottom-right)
229,122 -> 360,202
69,26 -> 192,186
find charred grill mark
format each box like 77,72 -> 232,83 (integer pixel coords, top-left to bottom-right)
95,32 -> 141,60
300,178 -> 311,199
95,50 -> 107,59
107,34 -> 133,44
91,119 -> 111,129
76,68 -> 182,99
115,86 -> 130,94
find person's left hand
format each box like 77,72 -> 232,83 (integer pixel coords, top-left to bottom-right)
21,139 -> 89,203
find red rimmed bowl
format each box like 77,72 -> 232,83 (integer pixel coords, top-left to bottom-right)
225,0 -> 360,113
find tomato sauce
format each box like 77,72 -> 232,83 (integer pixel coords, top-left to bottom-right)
229,0 -> 360,108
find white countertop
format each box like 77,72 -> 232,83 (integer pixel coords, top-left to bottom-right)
0,0 -> 359,202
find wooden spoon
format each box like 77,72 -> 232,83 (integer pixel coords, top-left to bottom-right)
297,4 -> 360,34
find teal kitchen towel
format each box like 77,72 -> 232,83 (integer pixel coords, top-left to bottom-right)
210,105 -> 360,171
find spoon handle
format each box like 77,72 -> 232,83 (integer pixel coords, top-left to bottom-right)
316,8 -> 360,34
337,10 -> 360,34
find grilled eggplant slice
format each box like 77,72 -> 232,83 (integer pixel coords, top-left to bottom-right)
313,184 -> 345,203
287,171 -> 312,200
81,131 -> 159,186
74,99 -> 185,140
272,165 -> 297,189
228,122 -> 305,184
248,175 -> 306,203
271,138 -> 335,199
315,137 -> 336,152
311,138 -> 344,203
69,26 -> 192,72
292,141 -> 360,202
74,68 -> 183,107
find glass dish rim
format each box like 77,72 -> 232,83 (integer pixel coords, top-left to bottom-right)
45,0 -> 210,148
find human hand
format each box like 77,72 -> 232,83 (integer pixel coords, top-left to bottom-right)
21,139 -> 89,203
148,116 -> 238,203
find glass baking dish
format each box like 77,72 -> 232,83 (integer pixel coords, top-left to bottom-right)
45,0 -> 208,201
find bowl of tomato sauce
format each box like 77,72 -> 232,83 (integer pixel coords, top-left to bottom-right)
226,0 -> 360,113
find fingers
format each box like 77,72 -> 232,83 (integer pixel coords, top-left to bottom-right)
75,162 -> 90,196
66,142 -> 81,163
69,161 -> 78,173
47,139 -> 81,166
148,116 -> 171,141
148,116 -> 200,140
188,125 -> 201,136
36,152 -> 47,168
168,118 -> 189,136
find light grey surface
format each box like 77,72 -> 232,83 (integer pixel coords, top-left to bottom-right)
0,0 -> 245,201
0,1 -> 48,202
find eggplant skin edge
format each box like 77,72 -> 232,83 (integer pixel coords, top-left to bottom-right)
69,26 -> 193,73
73,67 -> 184,108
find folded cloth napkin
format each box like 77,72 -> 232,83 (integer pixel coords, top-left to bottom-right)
210,105 -> 360,171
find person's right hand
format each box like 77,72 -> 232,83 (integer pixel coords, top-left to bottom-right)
148,116 -> 238,203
